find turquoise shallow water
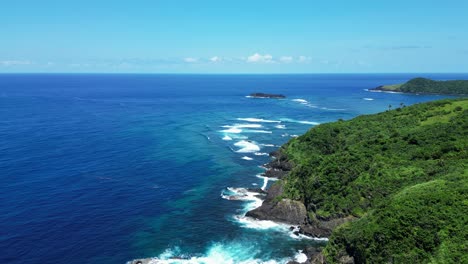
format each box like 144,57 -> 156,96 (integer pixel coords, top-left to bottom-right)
0,74 -> 465,264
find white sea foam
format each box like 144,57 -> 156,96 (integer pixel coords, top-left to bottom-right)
363,98 -> 374,101
288,226 -> 330,241
237,118 -> 281,123
222,135 -> 233,141
299,121 -> 319,125
256,173 -> 278,181
292,98 -> 309,104
241,156 -> 253,161
256,174 -> 278,191
295,251 -> 308,263
130,242 -> 294,264
234,140 -> 260,153
222,124 -> 263,128
220,124 -> 270,135
220,127 -> 242,133
368,89 -> 403,94
291,134 -> 299,138
228,134 -> 248,139
320,107 -> 346,111
235,215 -> 288,230
260,176 -> 269,190
254,152 -> 269,156
221,187 -> 264,209
197,181 -> 330,264
260,143 -> 275,147
243,129 -> 272,134
275,124 -> 286,129
224,187 -> 265,214
280,118 -> 320,125
306,104 -> 319,109
291,233 -> 329,241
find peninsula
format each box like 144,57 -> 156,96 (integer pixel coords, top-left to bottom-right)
371,77 -> 468,95
248,98 -> 468,263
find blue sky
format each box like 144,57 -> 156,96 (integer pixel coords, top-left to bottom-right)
1,0 -> 467,73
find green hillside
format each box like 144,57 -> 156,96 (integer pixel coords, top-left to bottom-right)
375,78 -> 468,95
278,98 -> 468,263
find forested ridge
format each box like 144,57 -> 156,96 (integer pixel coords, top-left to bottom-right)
278,98 -> 467,263
375,78 -> 468,95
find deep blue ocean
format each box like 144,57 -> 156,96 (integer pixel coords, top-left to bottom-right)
1,74 -> 465,264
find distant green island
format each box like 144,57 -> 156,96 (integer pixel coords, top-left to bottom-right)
371,77 -> 468,95
249,98 -> 467,263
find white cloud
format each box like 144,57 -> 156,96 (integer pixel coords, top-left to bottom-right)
210,56 -> 221,62
247,53 -> 274,63
298,56 -> 312,63
0,60 -> 33,66
279,56 -> 293,63
184,57 -> 198,63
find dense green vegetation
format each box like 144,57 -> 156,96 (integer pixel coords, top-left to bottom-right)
279,98 -> 467,263
377,78 -> 468,95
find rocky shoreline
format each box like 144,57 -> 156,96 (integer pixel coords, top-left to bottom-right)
245,151 -> 356,264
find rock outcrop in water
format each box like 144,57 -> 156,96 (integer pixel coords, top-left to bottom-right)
246,183 -> 308,225
248,93 -> 286,99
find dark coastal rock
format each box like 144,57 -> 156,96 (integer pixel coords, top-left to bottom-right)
260,150 -> 292,179
370,85 -> 386,91
316,216 -> 356,230
246,198 -> 308,225
263,169 -> 289,179
263,181 -> 284,202
305,247 -> 328,264
246,188 -> 267,194
297,224 -> 332,238
246,178 -> 356,240
246,183 -> 307,225
298,216 -> 356,238
249,93 -> 286,99
309,252 -> 328,264
266,153 -> 293,171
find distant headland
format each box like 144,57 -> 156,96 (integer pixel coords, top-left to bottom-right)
248,93 -> 286,99
371,77 -> 468,95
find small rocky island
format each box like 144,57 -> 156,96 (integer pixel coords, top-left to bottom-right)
371,77 -> 468,95
248,93 -> 286,99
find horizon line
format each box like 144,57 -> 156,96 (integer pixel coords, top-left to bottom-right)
1,72 -> 467,75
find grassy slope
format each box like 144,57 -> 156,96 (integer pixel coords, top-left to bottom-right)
379,83 -> 402,91
380,78 -> 468,95
279,98 -> 467,263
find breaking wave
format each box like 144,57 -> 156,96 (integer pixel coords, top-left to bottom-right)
234,140 -> 261,153
237,118 -> 281,123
